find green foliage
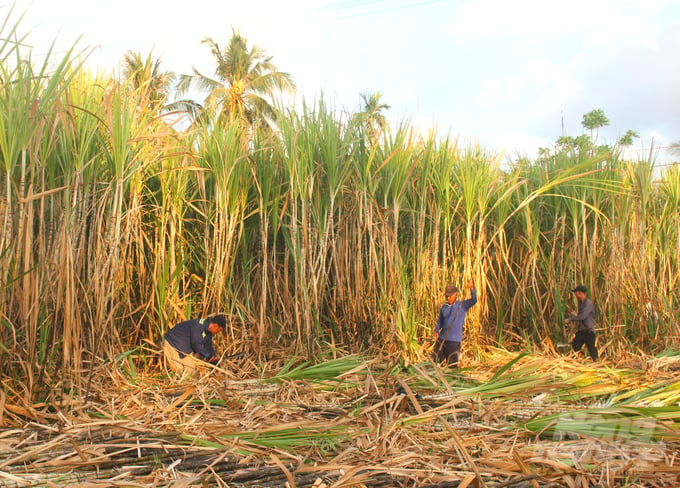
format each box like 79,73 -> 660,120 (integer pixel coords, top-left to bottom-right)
1,12 -> 679,398
581,108 -> 610,131
268,354 -> 365,384
581,108 -> 610,145
525,406 -> 680,442
175,27 -> 295,127
618,129 -> 640,147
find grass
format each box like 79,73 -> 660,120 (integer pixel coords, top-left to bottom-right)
0,8 -> 679,487
1,11 -> 679,394
1,346 -> 679,487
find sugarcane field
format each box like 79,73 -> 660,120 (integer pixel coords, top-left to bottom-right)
1,4 -> 680,488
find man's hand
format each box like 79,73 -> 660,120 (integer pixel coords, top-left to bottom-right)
467,278 -> 474,289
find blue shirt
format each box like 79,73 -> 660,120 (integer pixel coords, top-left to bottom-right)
164,318 -> 216,361
434,289 -> 477,342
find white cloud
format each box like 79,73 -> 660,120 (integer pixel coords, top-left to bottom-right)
474,72 -> 529,108
522,58 -> 584,119
384,87 -> 415,106
474,78 -> 503,107
450,0 -> 591,42
7,0 -> 680,164
452,0 -> 672,39
471,55 -> 584,125
493,130 -> 549,159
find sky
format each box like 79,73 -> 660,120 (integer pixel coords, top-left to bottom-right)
6,0 -> 680,164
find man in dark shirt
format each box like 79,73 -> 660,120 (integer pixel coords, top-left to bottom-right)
566,285 -> 599,360
163,315 -> 227,373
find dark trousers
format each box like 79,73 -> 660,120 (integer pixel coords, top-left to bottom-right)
436,340 -> 461,368
572,330 -> 598,360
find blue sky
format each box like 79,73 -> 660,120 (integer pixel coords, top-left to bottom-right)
7,0 -> 680,163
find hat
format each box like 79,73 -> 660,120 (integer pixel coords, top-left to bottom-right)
210,314 -> 228,329
445,284 -> 459,297
571,285 -> 587,294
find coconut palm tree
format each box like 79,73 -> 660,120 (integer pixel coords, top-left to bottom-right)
176,28 -> 296,127
617,129 -> 639,148
357,91 -> 390,142
122,50 -> 174,113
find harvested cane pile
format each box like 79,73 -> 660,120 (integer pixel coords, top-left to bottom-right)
1,347 -> 680,487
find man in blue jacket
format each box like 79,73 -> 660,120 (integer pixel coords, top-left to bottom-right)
163,315 -> 227,374
434,279 -> 477,367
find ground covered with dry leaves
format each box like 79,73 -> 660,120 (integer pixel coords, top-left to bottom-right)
1,347 -> 679,487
